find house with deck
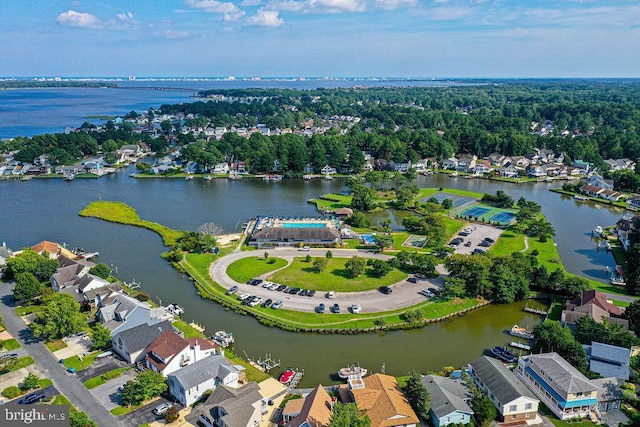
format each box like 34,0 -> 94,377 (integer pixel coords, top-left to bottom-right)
168,354 -> 239,406
145,330 -> 220,376
468,356 -> 540,425
516,353 -> 599,420
0,242 -> 14,268
422,374 -> 474,427
196,382 -> 266,427
111,320 -> 174,364
584,342 -> 631,381
283,384 -> 333,427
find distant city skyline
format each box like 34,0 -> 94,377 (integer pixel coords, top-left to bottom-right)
2,0 -> 639,78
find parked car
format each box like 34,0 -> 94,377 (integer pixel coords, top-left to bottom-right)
19,391 -> 45,405
261,298 -> 273,308
407,277 -> 418,284
300,246 -> 310,251
464,241 -> 472,247
152,402 -> 173,416
316,303 -> 325,313
326,291 -> 335,299
1,353 -> 18,359
484,237 -> 495,243
248,297 -> 262,307
276,284 -> 286,291
262,281 -> 273,288
419,289 -> 434,298
479,241 -> 491,247
268,283 -> 279,291
299,289 -> 308,296
473,248 -> 487,254
351,304 -> 362,313
271,300 -> 283,309
288,287 -> 301,294
379,286 -> 392,294
331,303 -> 341,313
226,286 -> 238,295
238,293 -> 250,301
306,290 -> 316,297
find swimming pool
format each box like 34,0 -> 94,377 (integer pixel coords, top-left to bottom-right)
361,234 -> 376,244
281,223 -> 328,228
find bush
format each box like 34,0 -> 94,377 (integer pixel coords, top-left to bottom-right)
134,292 -> 150,302
2,386 -> 23,399
164,406 -> 180,423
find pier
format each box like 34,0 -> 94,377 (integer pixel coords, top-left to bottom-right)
523,305 -> 548,316
189,321 -> 205,334
288,369 -> 304,389
509,341 -> 532,351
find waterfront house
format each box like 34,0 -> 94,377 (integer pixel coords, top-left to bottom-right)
50,255 -> 94,290
580,185 -> 605,198
145,329 -> 220,376
509,156 -> 530,168
561,290 -> 628,331
498,165 -> 519,178
443,157 -> 459,170
584,342 -> 631,380
627,195 -> 640,209
168,354 -> 239,406
599,189 -> 624,202
468,356 -> 540,425
473,160 -> 493,175
196,381 -> 266,427
0,242 -> 14,268
604,158 -> 636,172
98,291 -> 170,336
31,240 -> 64,259
283,384 -> 333,427
303,163 -> 314,174
422,374 -> 474,427
457,154 -> 477,172
111,320 -> 174,364
591,377 -> 624,414
391,161 -> 411,173
516,353 -> 598,420
586,175 -> 614,191
526,165 -> 547,178
214,162 -> 230,174
339,373 -> 419,427
616,215 -> 638,251
485,153 -> 508,167
321,165 -> 337,175
334,207 -> 354,219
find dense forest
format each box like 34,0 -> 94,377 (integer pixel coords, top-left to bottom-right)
3,81 -> 640,186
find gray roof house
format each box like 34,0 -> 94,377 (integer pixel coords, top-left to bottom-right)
111,320 -> 174,364
196,381 -> 266,427
422,374 -> 474,427
168,354 -> 240,406
250,228 -> 341,248
0,242 -> 14,267
585,342 -> 631,380
591,377 -> 626,414
97,292 -> 170,335
469,356 -> 540,424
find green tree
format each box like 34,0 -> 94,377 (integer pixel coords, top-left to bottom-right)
349,180 -> 377,212
345,256 -> 366,279
164,406 -> 180,423
121,370 -> 167,406
313,258 -> 328,272
69,411 -> 98,427
325,250 -> 333,259
344,212 -> 370,228
89,263 -> 111,280
441,198 -> 453,209
31,293 -> 86,340
21,373 -> 39,391
403,371 -> 430,420
13,272 -> 43,302
472,394 -> 497,426
533,321 -> 587,372
4,249 -> 57,281
90,323 -> 112,351
373,235 -> 393,253
136,162 -> 151,172
444,277 -> 467,300
305,254 -> 312,263
329,402 -> 371,427
624,299 -> 640,335
370,259 -> 392,277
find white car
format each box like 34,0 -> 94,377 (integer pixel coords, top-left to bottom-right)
351,304 -> 362,313
326,291 -> 335,299
238,293 -> 250,301
419,289 -> 434,298
300,246 -> 310,251
262,281 -> 273,288
248,297 -> 262,307
268,283 -> 279,291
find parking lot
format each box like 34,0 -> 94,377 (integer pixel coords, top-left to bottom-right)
449,223 -> 504,255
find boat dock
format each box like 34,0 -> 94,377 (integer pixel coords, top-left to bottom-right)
288,369 -> 304,389
188,322 -> 205,334
523,305 -> 548,316
509,341 -> 532,351
256,354 -> 280,372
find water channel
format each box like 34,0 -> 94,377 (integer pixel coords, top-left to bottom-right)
0,169 -> 625,385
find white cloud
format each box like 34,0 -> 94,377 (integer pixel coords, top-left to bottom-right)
157,29 -> 191,39
242,0 -> 263,5
427,6 -> 472,20
185,0 -> 246,21
375,0 -> 416,11
270,0 -> 366,13
56,10 -> 102,28
246,8 -> 284,26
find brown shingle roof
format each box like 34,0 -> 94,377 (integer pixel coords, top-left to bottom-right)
286,385 -> 333,427
31,240 -> 59,256
146,330 -> 188,370
351,374 -> 419,427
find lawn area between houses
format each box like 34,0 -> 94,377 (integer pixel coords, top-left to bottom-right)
62,352 -> 99,372
269,257 -> 407,292
84,367 -> 132,389
79,200 -> 184,247
45,339 -> 68,352
0,338 -> 20,351
226,257 -> 288,283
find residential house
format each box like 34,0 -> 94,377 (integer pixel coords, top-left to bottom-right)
584,342 -> 631,381
283,384 -> 333,427
627,194 -> 640,209
31,240 -> 64,259
573,160 -> 592,175
340,373 -> 419,427
422,374 -> 474,427
0,242 -> 14,267
526,165 -> 547,178
303,163 -> 314,174
391,161 -> 411,173
516,353 -> 598,420
196,382 -> 266,427
145,329 -> 220,376
599,189 -> 624,202
457,154 -> 477,172
586,175 -> 614,191
498,166 -> 519,178
214,163 -> 230,174
473,160 -> 493,175
168,354 -> 240,406
111,320 -> 174,364
561,290 -> 628,331
580,185 -> 605,198
50,255 -> 94,290
604,158 -> 635,172
508,156 -> 530,168
334,208 -> 354,219
591,378 -> 624,413
443,157 -> 459,170
485,153 -> 508,167
468,356 -> 540,425
321,165 -> 337,175
616,215 -> 639,251
98,291 -> 171,336
414,158 -> 429,172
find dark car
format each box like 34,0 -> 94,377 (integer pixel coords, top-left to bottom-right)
331,303 -> 340,313
19,391 -> 45,405
276,285 -> 286,291
289,287 -> 300,294
261,298 -> 273,308
298,289 -> 308,296
407,277 -> 418,283
379,286 -> 393,294
473,248 -> 487,254
479,241 -> 491,247
1,353 -> 18,359
306,290 -> 316,297
464,241 -> 472,247
316,303 -> 326,313
484,237 -> 495,243
226,285 -> 238,295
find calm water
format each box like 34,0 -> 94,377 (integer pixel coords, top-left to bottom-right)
0,172 -> 622,385
0,84 -> 624,385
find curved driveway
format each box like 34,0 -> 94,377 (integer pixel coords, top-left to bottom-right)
210,248 -> 445,313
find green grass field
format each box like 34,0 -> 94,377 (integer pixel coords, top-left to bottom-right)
308,193 -> 352,210
45,339 -> 68,352
0,339 -> 20,351
269,257 -> 407,291
226,257 -> 288,283
491,231 -> 526,256
63,352 -> 99,372
418,188 -> 485,200
79,201 -> 184,247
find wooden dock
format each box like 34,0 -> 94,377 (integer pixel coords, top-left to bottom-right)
509,341 -> 532,351
523,305 -> 548,316
288,369 -> 304,389
189,322 -> 205,334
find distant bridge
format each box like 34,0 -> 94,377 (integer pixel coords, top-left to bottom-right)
113,86 -> 202,93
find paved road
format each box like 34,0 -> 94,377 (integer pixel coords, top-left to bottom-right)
0,282 -> 123,427
210,248 -> 445,313
603,292 -> 639,303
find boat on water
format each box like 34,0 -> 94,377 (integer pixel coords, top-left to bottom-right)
211,330 -> 234,347
166,303 -> 184,316
338,364 -> 367,379
574,195 -> 588,201
491,346 -> 518,363
185,175 -> 194,181
509,325 -> 534,340
64,173 -> 75,181
263,174 -> 283,181
592,226 -> 604,236
610,265 -> 626,286
203,175 -> 213,181
324,173 -> 333,180
279,369 -> 296,385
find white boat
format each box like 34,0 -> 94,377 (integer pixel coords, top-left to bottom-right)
593,226 -> 603,235
167,303 -> 184,316
574,195 -> 588,201
449,171 -> 458,177
338,364 -> 367,379
509,325 -> 534,340
185,175 -> 194,181
204,175 -> 213,181
324,173 -> 333,180
212,331 -> 234,347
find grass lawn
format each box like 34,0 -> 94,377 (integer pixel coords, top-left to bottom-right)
5,356 -> 34,372
38,379 -> 53,389
84,367 -> 131,389
443,216 -> 465,238
308,193 -> 352,211
270,257 -> 407,292
226,257 -> 288,283
79,201 -> 184,247
225,352 -> 270,383
111,403 -> 143,415
612,299 -> 630,308
172,319 -> 206,339
0,338 -> 20,351
52,395 -> 77,410
45,339 -> 68,352
63,352 -> 99,372
15,305 -> 44,316
418,188 -> 484,200
491,231 -> 526,256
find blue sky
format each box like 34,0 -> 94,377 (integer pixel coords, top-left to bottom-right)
2,0 -> 639,77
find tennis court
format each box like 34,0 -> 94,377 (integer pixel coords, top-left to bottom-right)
489,211 -> 517,224
461,206 -> 491,217
423,192 -> 476,208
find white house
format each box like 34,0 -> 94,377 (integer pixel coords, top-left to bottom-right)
145,330 -> 220,376
443,157 -> 459,170
111,320 -> 174,364
321,165 -> 337,175
213,163 -> 229,174
168,354 -> 239,406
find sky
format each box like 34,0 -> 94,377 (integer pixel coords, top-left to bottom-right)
1,0 -> 639,78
